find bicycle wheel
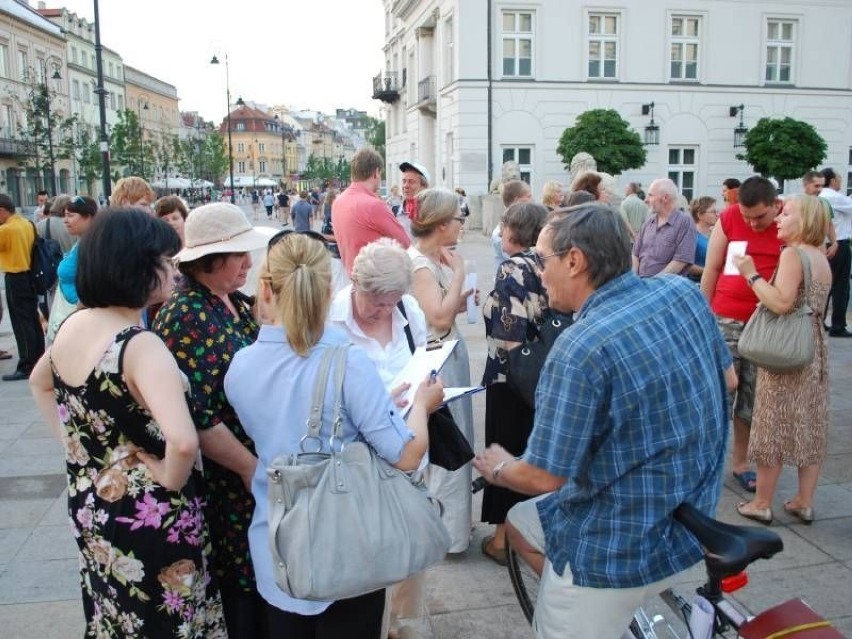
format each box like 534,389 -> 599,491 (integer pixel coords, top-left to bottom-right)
506,540 -> 539,624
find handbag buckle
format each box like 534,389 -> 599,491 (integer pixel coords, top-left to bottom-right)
299,435 -> 323,453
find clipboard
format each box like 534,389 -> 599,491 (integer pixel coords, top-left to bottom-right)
390,339 -> 458,415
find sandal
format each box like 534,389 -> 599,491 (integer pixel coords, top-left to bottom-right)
732,470 -> 757,493
737,501 -> 773,525
481,535 -> 508,567
0,350 -> 12,360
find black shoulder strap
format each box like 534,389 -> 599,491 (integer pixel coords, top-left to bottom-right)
396,300 -> 416,354
45,218 -> 52,241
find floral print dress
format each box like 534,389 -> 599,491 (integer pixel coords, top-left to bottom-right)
152,278 -> 260,592
54,326 -> 226,638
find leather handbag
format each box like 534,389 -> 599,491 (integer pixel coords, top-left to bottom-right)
266,345 -> 451,601
738,248 -> 816,374
397,301 -> 474,471
506,309 -> 573,408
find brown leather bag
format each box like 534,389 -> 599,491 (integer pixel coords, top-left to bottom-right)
737,598 -> 845,639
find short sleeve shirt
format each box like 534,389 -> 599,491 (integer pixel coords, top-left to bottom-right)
633,209 -> 697,277
525,272 -> 731,588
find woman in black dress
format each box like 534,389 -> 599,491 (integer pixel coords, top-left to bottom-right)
480,202 -> 549,565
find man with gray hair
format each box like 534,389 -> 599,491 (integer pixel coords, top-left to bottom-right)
620,182 -> 650,240
632,178 -> 696,277
474,205 -> 733,638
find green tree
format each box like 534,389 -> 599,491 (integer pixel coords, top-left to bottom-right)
365,116 -> 386,159
302,154 -> 336,182
60,122 -> 100,194
109,109 -> 154,179
13,70 -> 78,194
736,117 -> 827,192
200,132 -> 228,184
556,109 -> 646,175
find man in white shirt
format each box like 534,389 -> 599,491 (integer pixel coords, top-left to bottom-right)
820,168 -> 852,337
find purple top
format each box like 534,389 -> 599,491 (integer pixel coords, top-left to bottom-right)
632,208 -> 697,277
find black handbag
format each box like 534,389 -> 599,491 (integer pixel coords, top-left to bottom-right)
506,309 -> 573,408
397,301 -> 475,471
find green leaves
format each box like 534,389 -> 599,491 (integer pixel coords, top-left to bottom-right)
556,109 -> 646,176
737,117 -> 827,190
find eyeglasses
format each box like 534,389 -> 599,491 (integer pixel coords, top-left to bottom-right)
530,249 -> 567,271
453,216 -> 466,225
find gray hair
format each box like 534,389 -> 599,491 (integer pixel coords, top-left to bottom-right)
351,237 -> 412,295
548,204 -> 631,289
649,178 -> 679,203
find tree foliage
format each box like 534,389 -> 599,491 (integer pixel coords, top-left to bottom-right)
300,154 -> 349,185
556,109 -> 646,175
109,109 -> 154,178
13,71 -> 77,192
736,117 -> 827,191
365,116 -> 386,160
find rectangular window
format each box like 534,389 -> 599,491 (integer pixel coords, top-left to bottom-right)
766,19 -> 795,83
502,146 -> 533,184
0,45 -> 8,78
108,62 -> 113,78
237,142 -> 245,153
237,161 -> 246,173
82,83 -> 90,104
72,79 -> 80,100
259,160 -> 267,173
444,16 -> 455,83
2,104 -> 12,138
118,95 -> 123,110
587,13 -> 618,79
667,147 -> 697,201
501,11 -> 533,78
258,142 -> 265,153
670,15 -> 700,80
109,92 -> 115,110
235,122 -> 245,131
17,50 -> 27,81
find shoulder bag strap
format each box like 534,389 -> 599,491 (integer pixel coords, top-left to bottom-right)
329,345 -> 349,445
45,218 -> 52,240
396,300 -> 416,354
795,247 -> 813,292
303,346 -> 337,447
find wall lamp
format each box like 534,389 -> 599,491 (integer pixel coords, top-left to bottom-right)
642,102 -> 659,146
730,104 -> 747,148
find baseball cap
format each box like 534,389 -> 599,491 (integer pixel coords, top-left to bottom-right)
399,160 -> 431,186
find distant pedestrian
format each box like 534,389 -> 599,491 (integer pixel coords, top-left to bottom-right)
292,191 -> 314,232
263,191 -> 275,220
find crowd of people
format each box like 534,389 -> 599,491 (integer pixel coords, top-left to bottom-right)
0,149 -> 845,638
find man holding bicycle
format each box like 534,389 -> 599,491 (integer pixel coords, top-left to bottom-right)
474,205 -> 735,638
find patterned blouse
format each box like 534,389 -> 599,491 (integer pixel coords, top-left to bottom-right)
482,253 -> 547,385
152,277 -> 259,592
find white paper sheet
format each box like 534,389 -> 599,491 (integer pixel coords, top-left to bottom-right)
442,386 -> 485,405
465,271 -> 478,324
390,340 -> 458,415
724,240 -> 748,275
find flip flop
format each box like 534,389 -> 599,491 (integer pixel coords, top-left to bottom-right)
481,535 -> 508,567
0,350 -> 12,360
732,470 -> 757,493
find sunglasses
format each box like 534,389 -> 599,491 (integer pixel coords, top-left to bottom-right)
267,229 -> 341,260
453,216 -> 466,225
530,249 -> 567,271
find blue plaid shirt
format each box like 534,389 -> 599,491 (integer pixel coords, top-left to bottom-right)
525,271 -> 731,588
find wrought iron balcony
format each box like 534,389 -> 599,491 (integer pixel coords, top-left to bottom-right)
0,137 -> 32,158
372,72 -> 400,104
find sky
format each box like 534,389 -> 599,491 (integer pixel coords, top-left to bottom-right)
53,0 -> 386,124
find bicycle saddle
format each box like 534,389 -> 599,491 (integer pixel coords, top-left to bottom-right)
675,503 -> 783,580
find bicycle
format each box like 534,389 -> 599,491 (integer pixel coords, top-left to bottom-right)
505,502 -> 841,638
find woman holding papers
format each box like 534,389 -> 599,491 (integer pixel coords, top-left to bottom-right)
407,188 -> 478,553
480,202 -> 549,566
329,237 -> 432,639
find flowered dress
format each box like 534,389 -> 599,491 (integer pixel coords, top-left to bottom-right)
152,278 -> 259,592
54,326 -> 226,638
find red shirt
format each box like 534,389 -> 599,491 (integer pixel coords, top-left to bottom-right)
710,203 -> 784,322
331,181 -> 410,275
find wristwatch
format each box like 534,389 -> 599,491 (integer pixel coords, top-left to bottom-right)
747,273 -> 762,287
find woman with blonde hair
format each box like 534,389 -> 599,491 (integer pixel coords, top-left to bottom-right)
734,194 -> 832,524
224,231 -> 444,637
408,187 -> 478,552
540,181 -> 564,210
111,176 -> 155,209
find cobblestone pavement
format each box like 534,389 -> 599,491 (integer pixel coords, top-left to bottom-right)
0,213 -> 850,638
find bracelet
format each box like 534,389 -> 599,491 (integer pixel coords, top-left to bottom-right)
747,273 -> 762,287
492,457 -> 520,484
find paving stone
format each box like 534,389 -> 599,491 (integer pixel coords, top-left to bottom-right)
19,420 -> 57,440
0,421 -> 29,441
0,498 -> 54,529
0,558 -> 80,604
429,605 -> 531,639
39,491 -> 70,527
786,516 -> 852,562
0,528 -> 29,564
3,437 -> 62,458
0,454 -> 64,478
0,599 -> 84,638
0,474 -> 66,501
15,525 -> 77,562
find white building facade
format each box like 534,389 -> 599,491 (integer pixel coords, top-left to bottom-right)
378,0 -> 852,205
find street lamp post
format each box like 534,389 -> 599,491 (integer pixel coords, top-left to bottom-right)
136,96 -> 149,180
210,53 -> 237,204
274,114 -> 287,188
93,0 -> 111,200
39,57 -> 62,196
